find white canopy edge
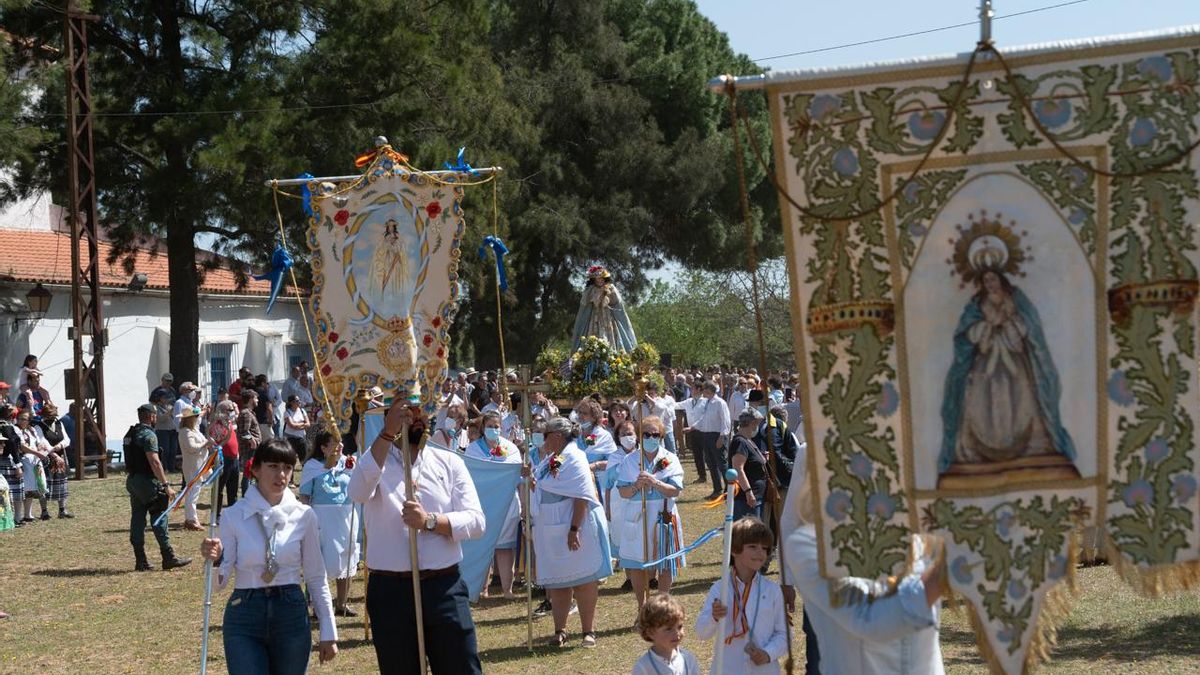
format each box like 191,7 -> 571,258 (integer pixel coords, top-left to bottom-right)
707,24 -> 1200,93
265,166 -> 502,186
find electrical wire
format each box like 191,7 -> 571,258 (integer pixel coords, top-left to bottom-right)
751,0 -> 1094,63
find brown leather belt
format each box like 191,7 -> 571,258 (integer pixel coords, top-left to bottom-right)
368,564 -> 459,580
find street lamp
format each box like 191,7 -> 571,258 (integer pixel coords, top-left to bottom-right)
25,283 -> 52,321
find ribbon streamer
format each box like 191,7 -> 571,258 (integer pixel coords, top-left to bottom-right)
252,244 -> 294,315
624,526 -> 724,570
444,146 -> 478,175
479,235 -> 510,291
297,172 -> 315,217
154,449 -> 223,528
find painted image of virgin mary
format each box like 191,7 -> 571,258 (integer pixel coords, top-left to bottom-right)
938,267 -> 1078,476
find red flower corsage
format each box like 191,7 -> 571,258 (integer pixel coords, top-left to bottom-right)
547,455 -> 563,477
654,456 -> 670,473
344,455 -> 356,470
584,432 -> 598,446
490,445 -> 506,458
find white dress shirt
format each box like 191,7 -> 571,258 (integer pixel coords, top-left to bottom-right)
729,389 -> 749,421
684,395 -> 731,436
348,443 -> 485,572
630,396 -> 669,425
216,486 -> 337,642
786,524 -> 943,674
695,571 -> 789,674
630,647 -> 702,675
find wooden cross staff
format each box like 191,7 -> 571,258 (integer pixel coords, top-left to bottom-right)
508,364 -> 552,652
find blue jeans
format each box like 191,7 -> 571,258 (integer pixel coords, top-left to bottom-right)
156,430 -> 179,473
223,585 -> 312,675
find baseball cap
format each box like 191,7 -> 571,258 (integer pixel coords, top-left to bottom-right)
161,372 -> 175,382
137,403 -> 158,415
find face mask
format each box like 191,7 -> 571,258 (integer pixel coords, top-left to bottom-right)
756,406 -> 769,417
643,437 -> 661,453
443,417 -> 458,431
531,432 -> 545,448
619,435 -> 637,450
580,420 -> 594,432
484,427 -> 501,443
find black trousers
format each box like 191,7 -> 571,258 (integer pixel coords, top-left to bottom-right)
217,456 -> 240,518
366,571 -> 482,675
696,431 -> 726,493
687,429 -> 706,481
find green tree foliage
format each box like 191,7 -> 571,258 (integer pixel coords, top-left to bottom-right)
1,0 -> 780,379
0,0 -> 49,198
628,259 -> 794,371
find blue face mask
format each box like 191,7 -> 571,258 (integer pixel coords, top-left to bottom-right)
484,427 -> 501,442
643,437 -> 661,453
756,406 -> 769,418
580,420 -> 594,432
531,432 -> 545,448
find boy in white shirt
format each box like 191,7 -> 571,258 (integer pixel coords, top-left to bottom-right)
695,517 -> 789,674
632,593 -> 702,675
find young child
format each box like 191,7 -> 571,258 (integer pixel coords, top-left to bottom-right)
632,593 -> 702,675
695,517 -> 788,674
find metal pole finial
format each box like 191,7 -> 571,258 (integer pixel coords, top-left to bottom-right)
979,0 -> 995,46
373,135 -> 389,148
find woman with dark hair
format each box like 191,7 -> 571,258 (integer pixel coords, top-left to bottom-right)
607,401 -> 631,434
201,439 -> 338,672
298,430 -> 360,616
528,416 -> 612,648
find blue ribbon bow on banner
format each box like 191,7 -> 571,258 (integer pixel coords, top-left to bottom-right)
445,146 -> 477,175
297,172 -> 315,217
253,244 -> 294,315
479,235 -> 510,291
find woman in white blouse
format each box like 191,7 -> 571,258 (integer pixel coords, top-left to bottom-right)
178,405 -> 213,531
200,439 -> 338,673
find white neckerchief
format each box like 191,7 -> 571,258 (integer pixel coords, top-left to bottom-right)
241,485 -> 302,583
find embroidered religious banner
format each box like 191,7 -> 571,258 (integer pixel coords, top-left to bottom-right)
743,27 -> 1200,673
306,146 -> 468,424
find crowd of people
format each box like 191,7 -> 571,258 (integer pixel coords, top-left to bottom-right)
4,357 -> 948,672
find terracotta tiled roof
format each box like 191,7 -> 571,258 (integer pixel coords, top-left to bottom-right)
0,228 -> 281,296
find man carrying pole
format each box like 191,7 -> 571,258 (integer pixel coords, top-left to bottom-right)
348,396 -> 486,674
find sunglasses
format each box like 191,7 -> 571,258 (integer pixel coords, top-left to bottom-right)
642,432 -> 662,438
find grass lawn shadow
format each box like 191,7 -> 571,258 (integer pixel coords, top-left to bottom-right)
30,567 -> 125,578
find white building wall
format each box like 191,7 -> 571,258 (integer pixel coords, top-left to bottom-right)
3,288 -> 307,451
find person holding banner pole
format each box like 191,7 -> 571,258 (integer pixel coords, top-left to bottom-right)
616,416 -> 685,610
463,411 -> 523,600
349,400 -> 486,675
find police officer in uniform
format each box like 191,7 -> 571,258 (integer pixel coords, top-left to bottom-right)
125,403 -> 192,572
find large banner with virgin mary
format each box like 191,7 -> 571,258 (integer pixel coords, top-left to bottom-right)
306,146 -> 468,423
733,26 -> 1200,673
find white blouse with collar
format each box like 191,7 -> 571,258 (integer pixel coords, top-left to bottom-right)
217,485 -> 337,642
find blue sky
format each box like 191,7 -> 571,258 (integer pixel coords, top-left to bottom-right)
694,0 -> 1197,74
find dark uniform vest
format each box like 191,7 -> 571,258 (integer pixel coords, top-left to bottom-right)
124,423 -> 159,476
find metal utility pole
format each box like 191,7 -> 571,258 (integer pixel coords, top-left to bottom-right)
64,5 -> 107,479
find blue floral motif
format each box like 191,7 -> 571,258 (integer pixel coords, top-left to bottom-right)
808,94 -> 841,122
1129,118 -> 1157,148
1068,208 -> 1087,225
867,492 -> 896,520
905,221 -> 928,237
1066,165 -> 1088,188
1121,479 -> 1154,508
902,181 -> 923,204
1138,55 -> 1174,83
997,625 -> 1019,645
950,556 -> 974,585
1007,578 -> 1027,600
825,490 -> 853,522
995,509 -> 1017,538
1144,437 -> 1170,465
832,148 -> 859,177
1172,474 -> 1197,504
1047,555 -> 1068,580
849,452 -> 874,481
907,110 -> 945,141
1107,371 -> 1134,406
1034,99 -> 1072,129
876,382 -> 899,417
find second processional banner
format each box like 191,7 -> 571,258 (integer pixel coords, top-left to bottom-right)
758,28 -> 1200,673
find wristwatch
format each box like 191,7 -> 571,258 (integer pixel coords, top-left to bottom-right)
424,513 -> 438,531
569,525 -> 579,533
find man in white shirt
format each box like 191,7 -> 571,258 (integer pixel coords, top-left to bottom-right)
348,401 -> 486,674
728,377 -> 750,421
681,381 -> 731,499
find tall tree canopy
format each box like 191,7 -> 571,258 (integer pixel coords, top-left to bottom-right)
1,0 -> 779,379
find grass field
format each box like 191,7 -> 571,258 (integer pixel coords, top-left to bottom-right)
2,461 -> 1200,674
